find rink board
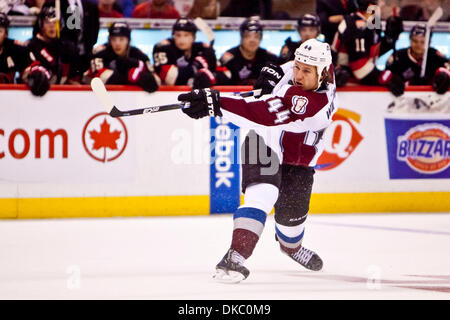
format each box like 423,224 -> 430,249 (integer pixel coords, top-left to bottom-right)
0,85 -> 449,218
0,192 -> 448,219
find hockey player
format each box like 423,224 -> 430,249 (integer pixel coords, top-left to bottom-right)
386,23 -> 449,94
85,22 -> 159,93
27,6 -> 79,85
217,17 -> 278,85
152,18 -> 217,88
0,13 -> 50,96
278,14 -> 322,64
331,0 -> 405,96
316,0 -> 357,45
178,39 -> 336,283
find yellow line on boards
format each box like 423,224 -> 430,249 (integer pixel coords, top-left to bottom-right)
0,195 -> 210,219
309,192 -> 450,213
0,192 -> 448,219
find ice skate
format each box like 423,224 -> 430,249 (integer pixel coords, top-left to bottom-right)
213,249 -> 250,284
286,246 -> 323,271
276,234 -> 323,271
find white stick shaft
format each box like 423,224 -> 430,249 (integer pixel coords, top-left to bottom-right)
420,6 -> 443,78
55,0 -> 61,19
194,17 -> 215,44
420,29 -> 431,78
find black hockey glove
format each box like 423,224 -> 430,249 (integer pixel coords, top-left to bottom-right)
27,65 -> 51,97
115,57 -> 159,93
433,68 -> 450,94
387,73 -> 405,97
136,71 -> 159,93
192,56 -> 209,72
385,15 -> 403,44
178,88 -> 222,119
335,66 -> 351,87
254,63 -> 284,96
193,68 -> 216,89
378,70 -> 405,97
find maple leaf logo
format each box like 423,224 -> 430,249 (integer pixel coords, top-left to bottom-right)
82,112 -> 128,163
89,118 -> 121,162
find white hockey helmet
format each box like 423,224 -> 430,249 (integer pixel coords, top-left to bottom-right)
294,39 -> 332,88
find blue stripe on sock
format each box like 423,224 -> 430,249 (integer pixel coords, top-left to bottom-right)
275,225 -> 304,243
233,207 -> 267,226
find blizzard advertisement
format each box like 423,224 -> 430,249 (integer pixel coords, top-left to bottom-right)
210,117 -> 240,214
385,119 -> 450,179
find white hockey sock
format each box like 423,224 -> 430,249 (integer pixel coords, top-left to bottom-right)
275,222 -> 305,250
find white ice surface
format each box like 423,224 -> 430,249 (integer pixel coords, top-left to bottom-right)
0,213 -> 449,300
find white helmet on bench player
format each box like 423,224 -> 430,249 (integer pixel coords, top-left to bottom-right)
294,38 -> 332,89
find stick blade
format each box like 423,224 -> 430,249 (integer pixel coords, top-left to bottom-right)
109,106 -> 123,118
90,77 -> 115,113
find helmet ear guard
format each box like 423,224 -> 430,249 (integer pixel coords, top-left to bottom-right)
294,39 -> 333,89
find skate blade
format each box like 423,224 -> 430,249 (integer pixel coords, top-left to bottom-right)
213,269 -> 245,284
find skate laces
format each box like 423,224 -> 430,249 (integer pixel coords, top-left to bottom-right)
230,250 -> 246,266
291,247 -> 314,265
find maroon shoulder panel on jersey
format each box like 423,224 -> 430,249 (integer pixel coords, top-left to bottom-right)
282,86 -> 329,121
220,96 -> 284,126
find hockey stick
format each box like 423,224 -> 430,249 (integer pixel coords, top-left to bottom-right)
55,0 -> 60,38
194,17 -> 215,46
109,104 -> 184,117
90,78 -> 186,117
392,6 -> 399,57
237,88 -> 262,97
420,6 -> 443,78
90,78 -> 262,118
